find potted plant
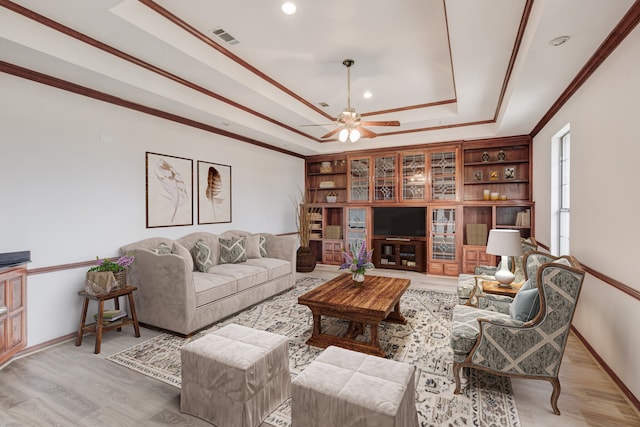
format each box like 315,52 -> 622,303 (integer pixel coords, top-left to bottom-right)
87,254 -> 135,291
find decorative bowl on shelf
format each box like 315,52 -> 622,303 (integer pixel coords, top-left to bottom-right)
326,192 -> 337,203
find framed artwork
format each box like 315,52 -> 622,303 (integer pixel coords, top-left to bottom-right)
197,161 -> 232,224
490,170 -> 499,181
473,170 -> 483,181
146,152 -> 193,228
505,167 -> 515,179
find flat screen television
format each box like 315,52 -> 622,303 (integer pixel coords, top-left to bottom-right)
372,207 -> 427,238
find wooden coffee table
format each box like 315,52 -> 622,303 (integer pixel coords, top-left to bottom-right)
297,274 -> 410,357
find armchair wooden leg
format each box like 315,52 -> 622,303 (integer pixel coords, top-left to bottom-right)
453,361 -> 463,394
550,377 -> 561,415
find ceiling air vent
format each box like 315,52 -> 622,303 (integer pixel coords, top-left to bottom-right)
210,27 -> 239,45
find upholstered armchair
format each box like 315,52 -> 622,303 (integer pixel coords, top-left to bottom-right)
450,251 -> 585,415
457,237 -> 537,307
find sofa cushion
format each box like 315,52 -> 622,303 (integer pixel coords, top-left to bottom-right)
219,237 -> 247,264
245,258 -> 292,280
192,239 -> 214,272
510,278 -> 540,321
208,263 -> 269,292
245,234 -> 267,259
171,242 -> 194,272
193,273 -> 237,307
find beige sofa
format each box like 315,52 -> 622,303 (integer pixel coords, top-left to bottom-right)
120,230 -> 296,335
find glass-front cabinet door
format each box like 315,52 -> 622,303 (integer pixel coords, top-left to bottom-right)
401,152 -> 426,201
428,206 -> 459,276
373,155 -> 397,202
429,149 -> 458,201
348,157 -> 370,202
346,207 -> 369,250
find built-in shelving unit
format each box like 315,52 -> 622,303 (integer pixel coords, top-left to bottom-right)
304,136 -> 533,276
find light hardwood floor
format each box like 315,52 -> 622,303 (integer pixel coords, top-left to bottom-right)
0,266 -> 638,426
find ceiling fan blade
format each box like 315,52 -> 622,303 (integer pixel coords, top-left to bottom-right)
321,128 -> 342,139
357,127 -> 378,139
360,120 -> 400,127
300,123 -> 337,127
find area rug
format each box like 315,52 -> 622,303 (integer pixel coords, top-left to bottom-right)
108,276 -> 520,426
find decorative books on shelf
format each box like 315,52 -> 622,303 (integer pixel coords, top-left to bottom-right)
515,209 -> 531,226
93,309 -> 127,323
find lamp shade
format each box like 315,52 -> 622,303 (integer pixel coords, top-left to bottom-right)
485,229 -> 523,257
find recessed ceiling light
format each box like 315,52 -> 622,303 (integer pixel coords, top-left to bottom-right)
549,36 -> 570,47
281,2 -> 297,15
363,91 -> 373,99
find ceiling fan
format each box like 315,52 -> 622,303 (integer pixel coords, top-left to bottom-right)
311,59 -> 401,143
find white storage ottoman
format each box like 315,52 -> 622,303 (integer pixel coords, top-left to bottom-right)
180,323 -> 291,427
291,346 -> 418,427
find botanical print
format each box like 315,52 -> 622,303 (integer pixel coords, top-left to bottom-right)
146,152 -> 193,228
198,161 -> 231,224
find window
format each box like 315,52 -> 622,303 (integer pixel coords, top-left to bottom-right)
558,132 -> 570,255
551,125 -> 570,255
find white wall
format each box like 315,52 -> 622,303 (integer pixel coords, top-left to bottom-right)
532,26 -> 640,399
0,75 -> 304,347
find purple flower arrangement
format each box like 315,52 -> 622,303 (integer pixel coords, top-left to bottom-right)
339,240 -> 374,275
88,254 -> 135,273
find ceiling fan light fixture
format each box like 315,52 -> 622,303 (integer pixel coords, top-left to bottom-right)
338,128 -> 349,143
349,129 -> 361,143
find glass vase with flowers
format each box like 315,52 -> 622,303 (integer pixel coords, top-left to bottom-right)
339,240 -> 374,286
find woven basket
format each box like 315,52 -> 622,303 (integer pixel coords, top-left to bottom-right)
113,270 -> 127,289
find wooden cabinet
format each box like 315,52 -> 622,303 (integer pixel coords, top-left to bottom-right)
372,239 -> 426,272
0,265 -> 27,366
462,245 -> 497,274
304,138 -> 532,276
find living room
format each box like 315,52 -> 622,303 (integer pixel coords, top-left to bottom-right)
1,1 -> 639,425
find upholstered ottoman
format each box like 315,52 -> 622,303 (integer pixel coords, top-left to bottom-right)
291,346 -> 418,427
180,323 -> 291,427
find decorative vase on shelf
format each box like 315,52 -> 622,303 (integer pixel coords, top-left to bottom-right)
352,270 -> 365,287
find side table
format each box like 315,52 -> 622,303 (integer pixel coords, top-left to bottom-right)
481,280 -> 523,297
76,285 -> 141,354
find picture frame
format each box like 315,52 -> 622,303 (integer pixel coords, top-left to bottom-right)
197,161 -> 232,224
505,166 -> 515,179
473,170 -> 483,181
146,152 -> 193,228
490,170 -> 499,181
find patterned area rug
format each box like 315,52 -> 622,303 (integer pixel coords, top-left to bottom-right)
108,276 -> 520,426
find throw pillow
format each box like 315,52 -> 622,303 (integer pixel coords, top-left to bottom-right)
219,237 -> 247,264
172,242 -> 194,271
510,278 -> 540,322
151,242 -> 171,255
245,235 -> 268,259
191,239 -> 213,272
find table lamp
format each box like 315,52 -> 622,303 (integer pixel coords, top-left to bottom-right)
485,229 -> 523,287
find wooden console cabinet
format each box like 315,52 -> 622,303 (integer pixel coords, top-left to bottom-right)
373,238 -> 426,272
0,264 -> 27,366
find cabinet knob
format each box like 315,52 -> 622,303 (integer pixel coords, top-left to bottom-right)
0,305 -> 7,317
